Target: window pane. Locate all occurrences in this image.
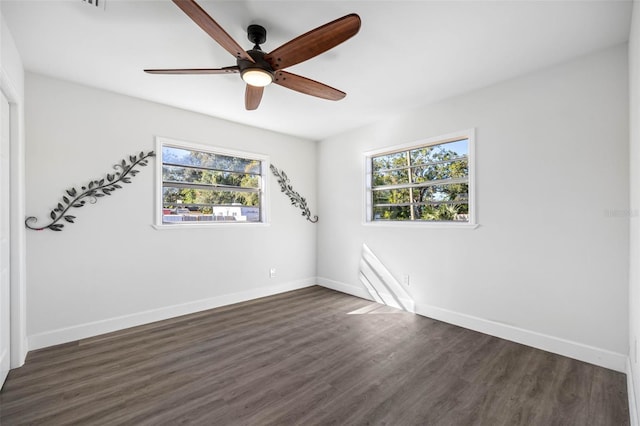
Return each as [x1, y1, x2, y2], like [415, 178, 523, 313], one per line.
[162, 187, 261, 223]
[412, 158, 468, 183]
[159, 142, 265, 225]
[372, 188, 411, 205]
[163, 165, 204, 183]
[372, 205, 413, 221]
[415, 183, 469, 203]
[162, 205, 261, 223]
[410, 139, 468, 165]
[162, 146, 261, 174]
[415, 203, 469, 222]
[163, 187, 259, 207]
[163, 165, 260, 188]
[368, 133, 473, 223]
[372, 168, 409, 186]
[372, 151, 407, 172]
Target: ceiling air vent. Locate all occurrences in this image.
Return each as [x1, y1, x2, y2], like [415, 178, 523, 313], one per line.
[81, 0, 106, 10]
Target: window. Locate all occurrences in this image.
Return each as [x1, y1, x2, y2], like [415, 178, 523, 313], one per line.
[365, 129, 475, 225]
[156, 138, 267, 226]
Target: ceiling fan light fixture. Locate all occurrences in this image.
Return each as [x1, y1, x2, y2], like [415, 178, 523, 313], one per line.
[241, 68, 273, 87]
[144, 1, 361, 110]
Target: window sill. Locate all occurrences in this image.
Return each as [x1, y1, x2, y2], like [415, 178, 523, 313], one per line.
[363, 221, 479, 229]
[152, 222, 270, 230]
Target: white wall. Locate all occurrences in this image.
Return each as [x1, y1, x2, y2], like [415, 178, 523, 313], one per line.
[317, 45, 629, 371]
[629, 1, 640, 421]
[24, 73, 318, 348]
[1, 18, 22, 93]
[0, 11, 27, 367]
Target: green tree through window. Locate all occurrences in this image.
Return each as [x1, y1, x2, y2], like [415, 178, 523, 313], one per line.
[370, 137, 471, 222]
[160, 143, 264, 224]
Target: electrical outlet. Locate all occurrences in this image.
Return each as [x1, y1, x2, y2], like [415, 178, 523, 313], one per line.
[269, 268, 276, 278]
[402, 274, 410, 286]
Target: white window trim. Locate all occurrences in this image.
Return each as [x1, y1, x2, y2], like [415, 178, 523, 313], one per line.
[363, 128, 477, 229]
[152, 136, 270, 230]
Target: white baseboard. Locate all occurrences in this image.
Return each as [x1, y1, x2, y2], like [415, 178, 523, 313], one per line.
[10, 337, 27, 368]
[416, 302, 626, 372]
[0, 347, 8, 387]
[317, 277, 372, 300]
[320, 275, 415, 313]
[27, 278, 316, 351]
[629, 357, 639, 426]
[317, 278, 626, 373]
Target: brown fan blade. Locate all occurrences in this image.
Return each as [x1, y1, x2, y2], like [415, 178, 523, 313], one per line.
[245, 85, 264, 110]
[273, 71, 345, 101]
[144, 66, 239, 74]
[172, 0, 254, 63]
[264, 14, 360, 71]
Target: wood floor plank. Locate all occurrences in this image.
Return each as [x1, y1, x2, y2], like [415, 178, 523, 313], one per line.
[0, 286, 629, 425]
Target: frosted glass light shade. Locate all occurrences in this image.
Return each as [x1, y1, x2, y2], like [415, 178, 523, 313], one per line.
[241, 69, 273, 87]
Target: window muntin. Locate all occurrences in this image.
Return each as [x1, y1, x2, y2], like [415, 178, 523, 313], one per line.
[157, 139, 266, 225]
[368, 133, 474, 223]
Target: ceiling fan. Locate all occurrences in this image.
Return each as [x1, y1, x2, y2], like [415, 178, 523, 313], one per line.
[145, 0, 361, 110]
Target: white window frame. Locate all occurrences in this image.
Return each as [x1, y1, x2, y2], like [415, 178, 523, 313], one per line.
[363, 128, 477, 228]
[153, 136, 270, 229]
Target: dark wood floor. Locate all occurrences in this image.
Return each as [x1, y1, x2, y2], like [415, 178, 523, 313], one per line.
[0, 286, 629, 425]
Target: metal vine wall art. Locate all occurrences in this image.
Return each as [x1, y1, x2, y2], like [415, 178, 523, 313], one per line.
[270, 164, 318, 223]
[25, 151, 156, 232]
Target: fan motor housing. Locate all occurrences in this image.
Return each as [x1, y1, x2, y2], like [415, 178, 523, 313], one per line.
[238, 49, 275, 79]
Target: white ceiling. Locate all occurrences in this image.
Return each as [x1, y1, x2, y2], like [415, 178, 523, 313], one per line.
[1, 0, 633, 140]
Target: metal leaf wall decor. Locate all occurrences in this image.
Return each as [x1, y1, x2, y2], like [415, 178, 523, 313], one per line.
[25, 151, 156, 232]
[270, 164, 318, 223]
